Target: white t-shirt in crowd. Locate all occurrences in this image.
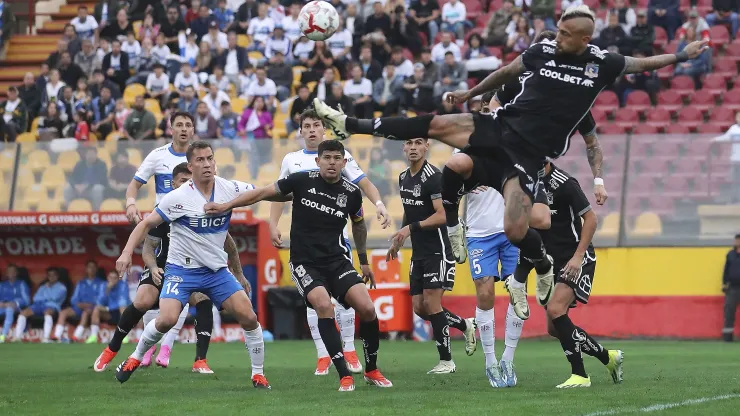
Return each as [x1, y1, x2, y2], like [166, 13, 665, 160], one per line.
[264, 36, 292, 59]
[431, 41, 462, 62]
[247, 16, 275, 44]
[202, 31, 229, 50]
[70, 16, 99, 41]
[327, 29, 352, 57]
[441, 1, 466, 24]
[146, 73, 170, 92]
[343, 78, 372, 99]
[281, 16, 302, 42]
[151, 45, 171, 64]
[174, 72, 200, 91]
[293, 39, 315, 60]
[244, 78, 277, 99]
[203, 90, 231, 119]
[121, 40, 142, 66]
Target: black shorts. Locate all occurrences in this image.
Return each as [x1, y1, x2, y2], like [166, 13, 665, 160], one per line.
[138, 267, 163, 309]
[463, 112, 546, 203]
[289, 258, 363, 309]
[553, 255, 596, 306]
[409, 255, 456, 296]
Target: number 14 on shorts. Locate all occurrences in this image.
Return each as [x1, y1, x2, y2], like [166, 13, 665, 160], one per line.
[165, 281, 180, 295]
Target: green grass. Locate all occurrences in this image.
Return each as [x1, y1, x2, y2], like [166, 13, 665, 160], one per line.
[1, 340, 739, 415]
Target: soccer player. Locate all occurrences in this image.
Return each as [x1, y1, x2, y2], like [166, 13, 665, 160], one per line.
[311, 5, 708, 316]
[87, 271, 131, 343]
[206, 140, 393, 392]
[0, 264, 30, 343]
[53, 260, 105, 342]
[516, 161, 623, 388]
[270, 108, 391, 376]
[386, 137, 475, 374]
[114, 141, 275, 388]
[15, 267, 67, 343]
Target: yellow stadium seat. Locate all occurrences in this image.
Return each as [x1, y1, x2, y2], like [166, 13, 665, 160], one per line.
[231, 97, 247, 114]
[26, 149, 51, 173]
[390, 160, 407, 180]
[106, 131, 123, 141]
[630, 212, 662, 237]
[100, 199, 124, 212]
[237, 34, 251, 48]
[144, 99, 161, 115]
[124, 84, 146, 105]
[132, 21, 142, 39]
[40, 165, 66, 190]
[248, 51, 264, 61]
[56, 150, 80, 172]
[126, 148, 143, 166]
[384, 198, 405, 222]
[257, 164, 279, 181]
[67, 199, 93, 212]
[15, 167, 35, 188]
[0, 147, 16, 173]
[96, 148, 112, 168]
[13, 198, 33, 211]
[37, 199, 62, 211]
[214, 147, 235, 166]
[234, 164, 252, 182]
[596, 212, 620, 238]
[305, 81, 317, 92]
[21, 184, 47, 207]
[16, 132, 37, 143]
[31, 117, 41, 135]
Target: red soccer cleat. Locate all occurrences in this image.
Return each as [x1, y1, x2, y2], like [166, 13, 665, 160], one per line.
[252, 374, 272, 389]
[192, 359, 214, 374]
[364, 369, 393, 388]
[94, 347, 118, 372]
[338, 376, 355, 392]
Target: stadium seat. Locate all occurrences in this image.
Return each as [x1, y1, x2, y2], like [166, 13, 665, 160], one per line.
[663, 40, 680, 54]
[56, 150, 80, 172]
[144, 99, 161, 115]
[67, 199, 93, 212]
[477, 12, 493, 28]
[26, 149, 50, 173]
[37, 199, 62, 212]
[237, 34, 251, 48]
[657, 65, 675, 81]
[652, 26, 667, 49]
[724, 42, 740, 62]
[701, 73, 727, 98]
[710, 106, 736, 130]
[40, 165, 66, 190]
[21, 184, 47, 208]
[710, 25, 730, 48]
[100, 199, 123, 212]
[625, 90, 651, 114]
[16, 132, 37, 143]
[632, 124, 658, 134]
[14, 167, 35, 188]
[464, 27, 484, 44]
[463, 1, 482, 21]
[657, 90, 683, 114]
[677, 107, 703, 131]
[712, 57, 737, 81]
[614, 108, 639, 132]
[689, 89, 715, 114]
[126, 148, 142, 167]
[598, 123, 624, 134]
[723, 89, 740, 110]
[594, 90, 619, 117]
[670, 75, 695, 98]
[214, 147, 236, 166]
[696, 123, 724, 134]
[231, 97, 247, 114]
[664, 123, 690, 134]
[124, 84, 146, 105]
[590, 107, 608, 123]
[645, 108, 671, 131]
[390, 160, 407, 179]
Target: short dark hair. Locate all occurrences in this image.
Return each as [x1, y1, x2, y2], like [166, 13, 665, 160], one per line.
[172, 162, 191, 178]
[46, 267, 58, 275]
[392, 46, 404, 55]
[7, 86, 17, 93]
[170, 111, 195, 126]
[78, 5, 88, 10]
[444, 51, 454, 57]
[297, 84, 309, 92]
[186, 140, 213, 161]
[86, 259, 97, 267]
[318, 139, 344, 156]
[534, 30, 557, 43]
[299, 108, 323, 127]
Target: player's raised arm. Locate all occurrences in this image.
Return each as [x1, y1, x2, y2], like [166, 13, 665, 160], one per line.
[116, 212, 165, 277]
[205, 183, 292, 214]
[622, 40, 709, 74]
[447, 55, 525, 104]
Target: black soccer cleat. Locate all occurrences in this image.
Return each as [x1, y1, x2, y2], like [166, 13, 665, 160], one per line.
[252, 374, 272, 390]
[115, 357, 142, 384]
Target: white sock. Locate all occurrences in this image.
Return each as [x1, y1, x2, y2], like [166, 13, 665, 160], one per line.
[132, 320, 166, 360]
[244, 324, 265, 377]
[162, 304, 188, 349]
[143, 309, 158, 327]
[54, 324, 64, 340]
[212, 305, 223, 338]
[476, 306, 496, 368]
[336, 304, 356, 352]
[43, 315, 53, 340]
[73, 325, 85, 340]
[502, 303, 523, 362]
[91, 324, 100, 339]
[307, 307, 328, 358]
[15, 315, 26, 339]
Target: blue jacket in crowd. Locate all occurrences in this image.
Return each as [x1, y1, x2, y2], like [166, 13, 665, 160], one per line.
[70, 278, 106, 307]
[0, 279, 31, 309]
[32, 282, 67, 311]
[98, 281, 130, 310]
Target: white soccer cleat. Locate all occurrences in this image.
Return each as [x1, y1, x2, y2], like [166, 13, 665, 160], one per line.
[504, 276, 530, 320]
[499, 360, 518, 387]
[536, 254, 555, 306]
[447, 223, 468, 264]
[427, 360, 456, 374]
[463, 318, 477, 356]
[313, 98, 350, 140]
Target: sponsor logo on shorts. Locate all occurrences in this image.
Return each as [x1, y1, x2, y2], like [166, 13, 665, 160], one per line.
[166, 276, 183, 283]
[470, 248, 484, 258]
[300, 275, 313, 287]
[338, 270, 355, 279]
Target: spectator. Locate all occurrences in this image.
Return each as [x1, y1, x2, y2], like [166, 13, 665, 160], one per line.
[89, 68, 121, 100]
[54, 260, 104, 342]
[244, 66, 277, 108]
[185, 0, 202, 26]
[158, 102, 177, 139]
[440, 0, 468, 40]
[615, 48, 660, 105]
[103, 39, 130, 93]
[595, 12, 628, 53]
[434, 51, 467, 99]
[410, 0, 441, 46]
[89, 86, 116, 140]
[706, 0, 739, 38]
[311, 67, 336, 101]
[305, 41, 335, 84]
[367, 147, 390, 197]
[15, 267, 67, 343]
[88, 270, 130, 343]
[214, 0, 236, 31]
[248, 3, 276, 51]
[62, 24, 83, 59]
[127, 37, 157, 85]
[420, 48, 439, 87]
[138, 13, 160, 44]
[631, 10, 655, 54]
[674, 26, 711, 82]
[37, 102, 65, 140]
[345, 3, 361, 51]
[465, 33, 502, 77]
[287, 84, 311, 134]
[160, 5, 187, 54]
[42, 69, 66, 108]
[240, 95, 274, 176]
[648, 0, 681, 41]
[65, 147, 108, 209]
[722, 234, 740, 341]
[325, 82, 355, 117]
[402, 63, 435, 113]
[373, 64, 404, 117]
[386, 46, 414, 79]
[292, 35, 316, 67]
[194, 101, 219, 138]
[121, 31, 142, 68]
[174, 62, 200, 92]
[181, 31, 200, 66]
[74, 77, 91, 110]
[0, 0, 14, 47]
[203, 20, 229, 51]
[96, 38, 111, 64]
[18, 72, 42, 123]
[266, 51, 293, 101]
[178, 85, 199, 114]
[94, 0, 124, 28]
[507, 16, 534, 53]
[714, 113, 740, 202]
[265, 26, 292, 65]
[57, 86, 76, 125]
[282, 2, 303, 42]
[216, 32, 248, 88]
[328, 18, 352, 73]
[0, 264, 30, 342]
[203, 83, 231, 119]
[59, 51, 85, 88]
[234, 0, 259, 35]
[209, 65, 231, 91]
[114, 98, 130, 132]
[483, 0, 513, 46]
[432, 32, 462, 62]
[344, 64, 374, 119]
[438, 92, 462, 115]
[47, 39, 69, 70]
[145, 63, 171, 108]
[389, 3, 421, 56]
[530, 0, 557, 30]
[123, 96, 157, 141]
[73, 110, 90, 141]
[268, 0, 286, 22]
[0, 87, 27, 141]
[363, 3, 393, 64]
[606, 0, 637, 34]
[218, 101, 240, 139]
[191, 5, 216, 41]
[195, 40, 215, 74]
[36, 63, 50, 91]
[359, 45, 383, 82]
[100, 9, 132, 42]
[75, 39, 101, 79]
[678, 9, 711, 41]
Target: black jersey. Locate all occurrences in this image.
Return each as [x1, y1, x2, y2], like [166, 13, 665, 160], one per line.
[495, 76, 597, 137]
[541, 164, 595, 262]
[277, 171, 363, 263]
[399, 160, 453, 260]
[498, 40, 625, 158]
[148, 221, 170, 269]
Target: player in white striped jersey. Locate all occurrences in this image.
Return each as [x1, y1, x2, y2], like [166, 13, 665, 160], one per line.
[114, 141, 287, 388]
[270, 108, 391, 376]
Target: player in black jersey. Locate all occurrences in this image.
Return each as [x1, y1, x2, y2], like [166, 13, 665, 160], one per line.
[513, 161, 623, 388]
[204, 140, 393, 392]
[386, 138, 476, 374]
[94, 163, 248, 374]
[311, 5, 708, 317]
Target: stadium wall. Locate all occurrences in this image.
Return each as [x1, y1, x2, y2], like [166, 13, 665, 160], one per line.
[278, 247, 739, 339]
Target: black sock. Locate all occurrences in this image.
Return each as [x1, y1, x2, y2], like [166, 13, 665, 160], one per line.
[441, 166, 465, 227]
[551, 315, 587, 377]
[108, 304, 145, 353]
[510, 228, 551, 274]
[576, 326, 610, 365]
[443, 308, 467, 331]
[345, 114, 434, 140]
[317, 318, 351, 378]
[359, 318, 380, 372]
[429, 311, 452, 361]
[194, 300, 214, 361]
[514, 254, 534, 284]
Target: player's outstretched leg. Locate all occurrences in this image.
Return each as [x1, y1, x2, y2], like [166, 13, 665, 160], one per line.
[306, 307, 332, 375]
[307, 287, 354, 391]
[335, 303, 362, 374]
[193, 298, 214, 374]
[441, 155, 477, 264]
[157, 304, 189, 368]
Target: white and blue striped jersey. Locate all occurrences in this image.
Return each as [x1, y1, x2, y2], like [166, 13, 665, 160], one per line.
[155, 176, 255, 271]
[134, 143, 188, 203]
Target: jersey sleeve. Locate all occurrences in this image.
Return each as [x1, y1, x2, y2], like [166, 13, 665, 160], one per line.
[494, 80, 521, 106]
[603, 50, 627, 84]
[342, 151, 366, 184]
[576, 112, 596, 137]
[276, 172, 301, 195]
[233, 180, 256, 193]
[423, 171, 443, 200]
[134, 150, 158, 184]
[154, 191, 186, 223]
[520, 42, 551, 71]
[278, 155, 291, 179]
[561, 178, 592, 217]
[349, 188, 364, 222]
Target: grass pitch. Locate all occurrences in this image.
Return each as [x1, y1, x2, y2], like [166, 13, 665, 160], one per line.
[1, 340, 739, 415]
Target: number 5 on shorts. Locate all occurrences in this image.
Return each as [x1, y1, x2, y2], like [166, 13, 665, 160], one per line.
[165, 281, 180, 295]
[472, 258, 481, 275]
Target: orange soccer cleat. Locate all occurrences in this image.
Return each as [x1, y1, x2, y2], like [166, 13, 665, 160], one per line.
[314, 356, 332, 376]
[115, 357, 141, 383]
[364, 369, 393, 388]
[338, 376, 355, 392]
[252, 374, 272, 389]
[94, 347, 118, 372]
[192, 359, 214, 374]
[344, 351, 363, 374]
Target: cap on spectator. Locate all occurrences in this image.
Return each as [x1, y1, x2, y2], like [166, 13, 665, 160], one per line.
[688, 9, 698, 17]
[209, 20, 218, 28]
[414, 62, 424, 70]
[637, 9, 647, 16]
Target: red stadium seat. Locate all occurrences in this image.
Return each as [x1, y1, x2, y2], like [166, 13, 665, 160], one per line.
[402, 48, 414, 61]
[503, 51, 519, 64]
[487, 0, 502, 11]
[632, 124, 658, 134]
[594, 90, 619, 111]
[670, 75, 696, 98]
[464, 0, 482, 20]
[477, 12, 493, 28]
[657, 90, 684, 114]
[645, 108, 672, 131]
[723, 88, 740, 110]
[677, 107, 703, 131]
[583, 0, 600, 11]
[598, 123, 625, 134]
[689, 89, 716, 114]
[418, 31, 428, 47]
[663, 40, 681, 54]
[625, 90, 652, 114]
[685, 139, 712, 155]
[710, 25, 730, 47]
[615, 107, 639, 131]
[713, 57, 738, 81]
[710, 107, 736, 130]
[653, 26, 668, 49]
[701, 73, 727, 98]
[635, 0, 649, 6]
[724, 43, 740, 62]
[665, 123, 690, 134]
[464, 27, 484, 44]
[486, 46, 502, 58]
[590, 107, 609, 123]
[696, 123, 725, 134]
[657, 65, 675, 81]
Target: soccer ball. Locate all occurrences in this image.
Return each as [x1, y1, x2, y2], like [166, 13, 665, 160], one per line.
[299, 1, 339, 41]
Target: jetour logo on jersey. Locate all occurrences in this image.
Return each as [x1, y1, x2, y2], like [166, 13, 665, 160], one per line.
[539, 68, 593, 87]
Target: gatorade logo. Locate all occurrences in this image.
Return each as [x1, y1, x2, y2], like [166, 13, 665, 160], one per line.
[374, 296, 395, 321]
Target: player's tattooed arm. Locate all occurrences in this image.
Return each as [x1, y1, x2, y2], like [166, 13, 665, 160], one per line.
[205, 183, 292, 214]
[583, 132, 603, 179]
[621, 40, 709, 74]
[141, 236, 160, 272]
[462, 56, 525, 101]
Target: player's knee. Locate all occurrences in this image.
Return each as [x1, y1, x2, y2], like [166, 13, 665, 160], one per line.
[446, 153, 473, 175]
[475, 285, 495, 310]
[311, 299, 334, 318]
[422, 297, 442, 315]
[412, 301, 426, 317]
[44, 309, 55, 316]
[133, 298, 155, 312]
[504, 222, 527, 243]
[546, 302, 568, 321]
[238, 309, 259, 331]
[354, 301, 376, 322]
